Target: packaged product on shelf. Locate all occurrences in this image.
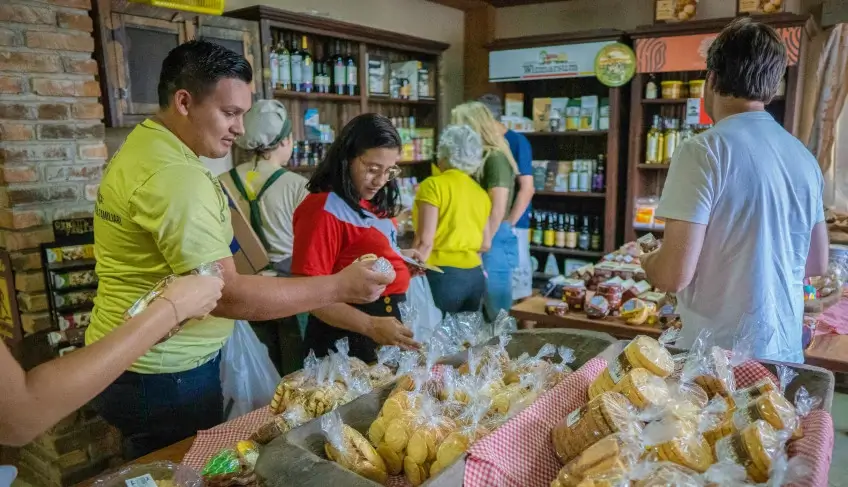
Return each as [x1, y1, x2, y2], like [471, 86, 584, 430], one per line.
[322, 411, 388, 484]
[565, 99, 581, 131]
[550, 98, 569, 132]
[545, 298, 569, 317]
[586, 295, 611, 319]
[46, 244, 94, 264]
[504, 93, 524, 117]
[620, 298, 658, 326]
[534, 98, 553, 132]
[598, 98, 610, 131]
[597, 282, 623, 313]
[58, 310, 91, 330]
[661, 80, 684, 99]
[551, 391, 642, 464]
[54, 289, 96, 309]
[633, 197, 659, 230]
[654, 0, 698, 21]
[579, 96, 599, 131]
[52, 269, 97, 289]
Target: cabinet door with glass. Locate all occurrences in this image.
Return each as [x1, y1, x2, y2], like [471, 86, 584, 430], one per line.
[196, 16, 264, 100]
[108, 13, 187, 127]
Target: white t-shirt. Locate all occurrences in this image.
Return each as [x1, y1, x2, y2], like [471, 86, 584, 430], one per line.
[231, 161, 309, 264]
[656, 111, 824, 363]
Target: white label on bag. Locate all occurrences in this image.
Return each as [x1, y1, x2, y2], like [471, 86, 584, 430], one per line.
[125, 474, 158, 487]
[566, 406, 584, 427]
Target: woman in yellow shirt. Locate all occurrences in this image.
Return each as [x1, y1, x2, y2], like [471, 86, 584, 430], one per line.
[413, 125, 491, 313]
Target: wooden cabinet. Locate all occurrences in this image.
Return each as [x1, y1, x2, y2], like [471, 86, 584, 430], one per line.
[92, 0, 264, 128]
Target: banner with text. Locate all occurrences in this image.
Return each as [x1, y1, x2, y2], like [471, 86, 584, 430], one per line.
[489, 41, 616, 82]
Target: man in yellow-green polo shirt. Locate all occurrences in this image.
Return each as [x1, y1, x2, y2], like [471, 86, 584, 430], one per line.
[87, 40, 392, 459]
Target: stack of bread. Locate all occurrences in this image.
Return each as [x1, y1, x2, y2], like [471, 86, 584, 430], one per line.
[321, 336, 575, 486]
[549, 335, 818, 486]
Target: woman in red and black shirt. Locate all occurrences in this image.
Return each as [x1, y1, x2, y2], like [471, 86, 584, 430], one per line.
[291, 114, 421, 362]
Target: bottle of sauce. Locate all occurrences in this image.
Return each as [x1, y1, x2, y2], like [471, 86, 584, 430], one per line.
[568, 162, 579, 193]
[590, 217, 602, 251]
[592, 155, 605, 193]
[555, 213, 566, 248]
[578, 216, 591, 251]
[531, 212, 544, 245]
[663, 118, 678, 165]
[565, 215, 578, 249]
[645, 74, 658, 99]
[543, 213, 556, 247]
[656, 118, 666, 165]
[645, 116, 661, 164]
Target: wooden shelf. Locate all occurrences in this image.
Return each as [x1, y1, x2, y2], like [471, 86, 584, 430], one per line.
[367, 97, 437, 106]
[642, 98, 688, 104]
[635, 227, 664, 233]
[522, 130, 608, 137]
[273, 90, 361, 102]
[529, 246, 604, 259]
[535, 190, 606, 198]
[637, 164, 670, 170]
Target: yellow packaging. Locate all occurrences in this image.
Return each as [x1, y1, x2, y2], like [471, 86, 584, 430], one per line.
[688, 80, 705, 98]
[661, 81, 684, 99]
[551, 392, 641, 464]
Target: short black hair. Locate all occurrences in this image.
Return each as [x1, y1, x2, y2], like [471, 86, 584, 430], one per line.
[307, 113, 401, 218]
[706, 17, 787, 102]
[158, 39, 253, 109]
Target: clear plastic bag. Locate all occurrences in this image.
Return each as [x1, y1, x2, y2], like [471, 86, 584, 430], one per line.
[403, 275, 443, 342]
[92, 462, 203, 487]
[220, 320, 282, 421]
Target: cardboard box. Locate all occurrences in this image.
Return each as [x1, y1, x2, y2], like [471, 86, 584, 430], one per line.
[217, 180, 270, 275]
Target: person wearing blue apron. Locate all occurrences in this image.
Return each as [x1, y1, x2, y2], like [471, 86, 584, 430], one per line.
[218, 100, 309, 374]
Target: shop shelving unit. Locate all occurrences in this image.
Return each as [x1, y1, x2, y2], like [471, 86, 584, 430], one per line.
[486, 30, 629, 284]
[226, 6, 449, 183]
[624, 13, 815, 242]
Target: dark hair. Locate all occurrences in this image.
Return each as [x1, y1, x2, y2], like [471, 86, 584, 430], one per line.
[706, 17, 787, 102]
[307, 113, 402, 218]
[158, 39, 253, 109]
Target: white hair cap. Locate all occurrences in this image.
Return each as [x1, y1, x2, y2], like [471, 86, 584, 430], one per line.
[437, 124, 484, 174]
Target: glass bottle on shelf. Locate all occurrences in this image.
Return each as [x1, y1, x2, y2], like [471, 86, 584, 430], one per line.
[279, 34, 291, 91]
[590, 217, 602, 251]
[656, 118, 666, 164]
[592, 155, 605, 193]
[663, 118, 678, 164]
[645, 74, 658, 99]
[555, 213, 566, 248]
[345, 43, 358, 96]
[645, 115, 661, 164]
[565, 215, 577, 249]
[578, 216, 591, 251]
[333, 40, 345, 95]
[300, 35, 313, 93]
[568, 161, 579, 192]
[269, 35, 280, 89]
[531, 212, 544, 246]
[543, 213, 556, 247]
[578, 160, 591, 192]
[290, 35, 303, 92]
[318, 43, 332, 94]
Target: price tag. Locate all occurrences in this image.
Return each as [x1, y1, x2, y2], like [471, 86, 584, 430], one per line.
[125, 474, 158, 487]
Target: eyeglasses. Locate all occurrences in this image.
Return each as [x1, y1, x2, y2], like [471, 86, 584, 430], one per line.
[358, 158, 402, 181]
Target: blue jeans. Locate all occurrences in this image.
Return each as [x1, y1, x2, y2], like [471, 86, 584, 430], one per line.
[93, 355, 223, 460]
[427, 266, 486, 314]
[482, 222, 519, 321]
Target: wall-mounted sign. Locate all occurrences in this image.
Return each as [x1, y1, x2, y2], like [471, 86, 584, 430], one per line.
[738, 0, 785, 14]
[634, 26, 802, 73]
[489, 41, 616, 82]
[595, 43, 637, 87]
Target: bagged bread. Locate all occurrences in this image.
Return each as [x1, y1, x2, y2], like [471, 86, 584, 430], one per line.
[714, 420, 782, 483]
[369, 346, 401, 389]
[643, 417, 714, 473]
[551, 392, 642, 464]
[322, 411, 388, 484]
[589, 336, 674, 399]
[250, 405, 310, 445]
[550, 433, 641, 487]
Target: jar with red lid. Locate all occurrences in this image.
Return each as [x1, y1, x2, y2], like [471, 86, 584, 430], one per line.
[564, 283, 587, 311]
[597, 282, 623, 313]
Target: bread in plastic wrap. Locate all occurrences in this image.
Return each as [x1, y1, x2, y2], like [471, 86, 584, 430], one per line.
[589, 336, 674, 399]
[322, 411, 388, 484]
[714, 419, 782, 483]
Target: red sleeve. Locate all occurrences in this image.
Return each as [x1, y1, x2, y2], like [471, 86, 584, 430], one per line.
[291, 194, 343, 276]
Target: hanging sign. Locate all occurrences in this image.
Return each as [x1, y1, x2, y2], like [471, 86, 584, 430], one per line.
[595, 43, 637, 87]
[489, 41, 616, 82]
[635, 26, 802, 73]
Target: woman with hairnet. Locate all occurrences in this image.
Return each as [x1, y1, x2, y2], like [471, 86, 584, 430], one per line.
[412, 125, 492, 313]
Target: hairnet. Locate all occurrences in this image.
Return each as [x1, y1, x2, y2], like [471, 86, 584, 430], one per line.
[235, 99, 292, 152]
[437, 124, 484, 175]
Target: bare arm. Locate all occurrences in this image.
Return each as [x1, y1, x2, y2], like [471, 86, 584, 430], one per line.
[508, 175, 534, 226]
[642, 218, 708, 293]
[0, 276, 222, 446]
[212, 257, 391, 321]
[485, 187, 510, 241]
[805, 221, 829, 277]
[413, 202, 439, 262]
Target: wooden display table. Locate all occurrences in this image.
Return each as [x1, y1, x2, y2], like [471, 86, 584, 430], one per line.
[75, 437, 194, 487]
[511, 297, 848, 374]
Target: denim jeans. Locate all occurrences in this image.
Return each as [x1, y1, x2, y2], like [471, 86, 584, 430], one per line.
[427, 266, 486, 314]
[482, 222, 519, 321]
[93, 355, 223, 460]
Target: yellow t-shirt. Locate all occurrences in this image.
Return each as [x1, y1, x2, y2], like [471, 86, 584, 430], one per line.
[413, 169, 491, 269]
[85, 119, 235, 374]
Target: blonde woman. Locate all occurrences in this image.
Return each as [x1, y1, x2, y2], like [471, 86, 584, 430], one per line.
[451, 101, 520, 320]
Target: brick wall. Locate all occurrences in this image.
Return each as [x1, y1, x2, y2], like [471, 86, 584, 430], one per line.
[0, 0, 105, 334]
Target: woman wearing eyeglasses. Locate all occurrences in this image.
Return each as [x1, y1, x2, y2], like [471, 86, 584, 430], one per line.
[291, 114, 421, 362]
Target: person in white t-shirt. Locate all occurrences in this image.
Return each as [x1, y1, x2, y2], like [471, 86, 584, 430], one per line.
[219, 99, 309, 274]
[641, 18, 829, 363]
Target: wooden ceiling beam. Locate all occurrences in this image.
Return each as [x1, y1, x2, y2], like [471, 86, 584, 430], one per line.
[424, 0, 491, 12]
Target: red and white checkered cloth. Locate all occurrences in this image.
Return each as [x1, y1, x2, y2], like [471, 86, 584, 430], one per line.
[182, 406, 274, 470]
[463, 356, 833, 487]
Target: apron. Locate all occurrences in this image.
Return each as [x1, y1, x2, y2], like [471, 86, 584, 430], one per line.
[227, 166, 287, 251]
[303, 293, 406, 363]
